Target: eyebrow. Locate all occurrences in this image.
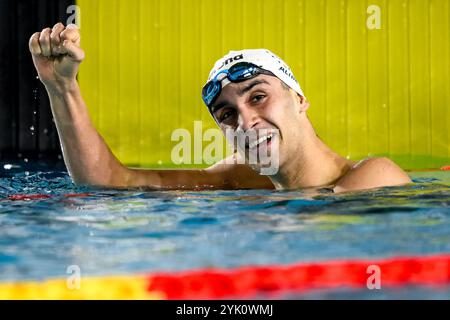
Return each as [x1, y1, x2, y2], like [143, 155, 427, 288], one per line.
[210, 79, 270, 114]
[238, 79, 270, 96]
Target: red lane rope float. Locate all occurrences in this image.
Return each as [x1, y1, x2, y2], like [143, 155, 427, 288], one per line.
[147, 254, 450, 299]
[7, 193, 91, 201]
[441, 165, 450, 171]
[8, 194, 51, 201]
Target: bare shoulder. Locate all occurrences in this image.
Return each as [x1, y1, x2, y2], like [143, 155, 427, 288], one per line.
[206, 154, 275, 189]
[333, 157, 412, 193]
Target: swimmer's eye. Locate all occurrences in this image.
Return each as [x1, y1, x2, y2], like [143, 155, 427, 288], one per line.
[251, 94, 266, 103]
[219, 109, 236, 123]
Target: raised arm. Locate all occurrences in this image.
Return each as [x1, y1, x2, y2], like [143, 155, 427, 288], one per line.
[29, 23, 132, 186]
[29, 23, 273, 190]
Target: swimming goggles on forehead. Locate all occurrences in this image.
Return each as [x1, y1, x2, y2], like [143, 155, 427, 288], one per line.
[202, 62, 274, 108]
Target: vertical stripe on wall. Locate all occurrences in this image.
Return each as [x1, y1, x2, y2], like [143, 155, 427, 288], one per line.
[367, 0, 389, 159]
[77, 0, 450, 170]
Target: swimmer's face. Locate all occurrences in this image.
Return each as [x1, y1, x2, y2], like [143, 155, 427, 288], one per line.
[209, 74, 309, 170]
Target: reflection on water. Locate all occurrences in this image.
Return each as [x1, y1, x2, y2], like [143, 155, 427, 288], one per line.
[0, 162, 449, 293]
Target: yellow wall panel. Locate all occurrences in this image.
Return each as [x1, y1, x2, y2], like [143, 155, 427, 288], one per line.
[325, 0, 348, 156]
[305, 0, 327, 140]
[77, 0, 450, 170]
[98, 0, 120, 157]
[139, 0, 160, 165]
[388, 0, 411, 164]
[347, 0, 369, 159]
[409, 0, 432, 166]
[367, 0, 389, 157]
[430, 0, 450, 166]
[118, 1, 141, 165]
[78, 0, 99, 125]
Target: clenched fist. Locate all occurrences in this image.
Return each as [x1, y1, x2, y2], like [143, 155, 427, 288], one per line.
[29, 22, 84, 90]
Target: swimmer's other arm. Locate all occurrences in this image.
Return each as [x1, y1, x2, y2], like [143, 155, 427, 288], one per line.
[29, 23, 273, 190]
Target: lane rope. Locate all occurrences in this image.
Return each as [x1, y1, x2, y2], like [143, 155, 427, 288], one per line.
[1, 254, 448, 299]
[147, 254, 450, 299]
[7, 193, 91, 201]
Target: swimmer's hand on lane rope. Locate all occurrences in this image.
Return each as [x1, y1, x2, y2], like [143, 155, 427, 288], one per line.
[29, 22, 84, 90]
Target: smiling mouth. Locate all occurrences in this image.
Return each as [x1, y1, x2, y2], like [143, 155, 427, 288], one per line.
[246, 133, 274, 150]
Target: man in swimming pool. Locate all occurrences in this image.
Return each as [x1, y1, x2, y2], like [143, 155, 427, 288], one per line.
[29, 23, 411, 192]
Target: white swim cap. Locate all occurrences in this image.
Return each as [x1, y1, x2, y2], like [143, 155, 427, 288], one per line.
[205, 48, 304, 98]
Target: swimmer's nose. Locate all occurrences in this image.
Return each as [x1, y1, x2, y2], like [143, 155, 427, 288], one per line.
[237, 105, 259, 132]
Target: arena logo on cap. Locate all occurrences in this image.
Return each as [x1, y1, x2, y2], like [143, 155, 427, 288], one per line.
[218, 54, 244, 69]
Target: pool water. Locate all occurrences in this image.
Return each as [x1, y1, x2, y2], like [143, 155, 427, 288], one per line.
[0, 161, 449, 299]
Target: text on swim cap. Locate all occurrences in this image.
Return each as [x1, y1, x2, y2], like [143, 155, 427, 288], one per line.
[218, 54, 244, 69]
[279, 66, 298, 83]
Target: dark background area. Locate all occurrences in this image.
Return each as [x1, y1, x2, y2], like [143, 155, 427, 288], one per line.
[0, 0, 74, 162]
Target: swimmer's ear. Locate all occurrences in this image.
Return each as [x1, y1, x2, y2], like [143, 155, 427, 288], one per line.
[297, 94, 310, 113]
